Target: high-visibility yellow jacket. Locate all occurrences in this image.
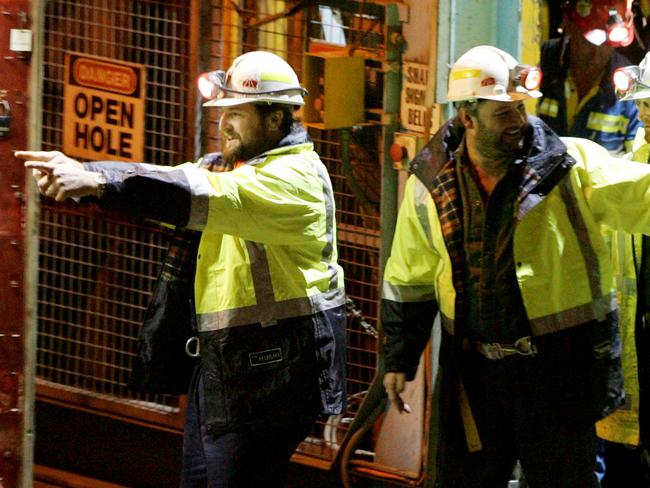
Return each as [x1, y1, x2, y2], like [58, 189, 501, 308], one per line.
[88, 132, 345, 329]
[86, 124, 346, 431]
[381, 117, 650, 422]
[596, 128, 650, 445]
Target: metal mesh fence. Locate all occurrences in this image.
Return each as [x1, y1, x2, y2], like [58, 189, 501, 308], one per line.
[42, 0, 192, 165]
[38, 0, 194, 423]
[36, 204, 178, 410]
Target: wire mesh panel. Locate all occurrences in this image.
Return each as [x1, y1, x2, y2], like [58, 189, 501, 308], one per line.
[38, 0, 194, 428]
[205, 0, 386, 463]
[36, 204, 181, 414]
[297, 127, 382, 462]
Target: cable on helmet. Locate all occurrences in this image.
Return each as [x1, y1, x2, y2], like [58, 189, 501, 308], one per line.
[197, 70, 308, 103]
[446, 45, 543, 103]
[197, 51, 308, 107]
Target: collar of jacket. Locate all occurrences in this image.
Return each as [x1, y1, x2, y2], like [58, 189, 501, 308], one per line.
[198, 123, 311, 170]
[277, 121, 312, 147]
[245, 122, 313, 166]
[410, 115, 575, 202]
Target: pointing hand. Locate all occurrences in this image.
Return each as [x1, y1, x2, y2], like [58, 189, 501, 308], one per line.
[15, 150, 102, 201]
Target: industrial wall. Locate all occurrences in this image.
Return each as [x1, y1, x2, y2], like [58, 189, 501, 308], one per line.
[0, 1, 34, 487]
[0, 0, 541, 486]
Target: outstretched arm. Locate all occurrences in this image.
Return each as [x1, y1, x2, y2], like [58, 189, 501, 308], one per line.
[16, 150, 103, 201]
[17, 150, 194, 226]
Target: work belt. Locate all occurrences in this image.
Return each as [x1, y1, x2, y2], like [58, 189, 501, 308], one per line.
[465, 335, 538, 360]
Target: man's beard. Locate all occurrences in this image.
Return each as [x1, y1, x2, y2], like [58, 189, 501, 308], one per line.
[475, 124, 524, 163]
[223, 137, 246, 165]
[222, 133, 273, 165]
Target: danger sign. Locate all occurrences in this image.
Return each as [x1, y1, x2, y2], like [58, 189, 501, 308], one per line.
[63, 53, 145, 162]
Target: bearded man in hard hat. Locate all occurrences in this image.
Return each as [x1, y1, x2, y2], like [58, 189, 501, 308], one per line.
[538, 0, 640, 154]
[17, 51, 346, 488]
[591, 53, 650, 487]
[378, 44, 650, 487]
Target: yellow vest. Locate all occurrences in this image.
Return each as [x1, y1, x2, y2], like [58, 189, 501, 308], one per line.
[383, 137, 650, 338]
[179, 143, 345, 331]
[596, 128, 650, 446]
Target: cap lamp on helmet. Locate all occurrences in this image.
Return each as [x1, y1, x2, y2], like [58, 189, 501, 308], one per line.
[613, 52, 650, 101]
[565, 0, 634, 47]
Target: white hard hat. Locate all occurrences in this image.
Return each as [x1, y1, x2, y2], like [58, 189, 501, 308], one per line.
[614, 52, 650, 101]
[200, 51, 307, 107]
[447, 45, 542, 103]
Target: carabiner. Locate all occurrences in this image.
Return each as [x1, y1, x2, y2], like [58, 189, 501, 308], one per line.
[185, 336, 200, 358]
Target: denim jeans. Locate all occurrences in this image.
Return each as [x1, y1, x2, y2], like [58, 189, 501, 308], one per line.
[180, 368, 316, 488]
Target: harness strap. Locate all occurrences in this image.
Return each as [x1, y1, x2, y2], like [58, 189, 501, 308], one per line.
[458, 376, 483, 452]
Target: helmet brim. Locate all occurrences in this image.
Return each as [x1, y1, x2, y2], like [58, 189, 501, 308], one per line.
[203, 96, 304, 107]
[619, 88, 650, 102]
[482, 90, 542, 101]
[448, 90, 542, 103]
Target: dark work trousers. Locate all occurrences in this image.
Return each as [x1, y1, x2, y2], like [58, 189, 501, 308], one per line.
[180, 368, 316, 488]
[435, 351, 599, 488]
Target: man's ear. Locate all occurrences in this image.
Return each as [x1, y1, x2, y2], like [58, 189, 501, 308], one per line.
[265, 109, 284, 131]
[459, 107, 475, 130]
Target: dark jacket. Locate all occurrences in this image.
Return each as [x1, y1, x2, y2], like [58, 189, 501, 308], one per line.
[538, 36, 640, 153]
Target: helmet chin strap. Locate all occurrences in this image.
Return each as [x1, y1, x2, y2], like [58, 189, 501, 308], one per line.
[217, 85, 308, 98]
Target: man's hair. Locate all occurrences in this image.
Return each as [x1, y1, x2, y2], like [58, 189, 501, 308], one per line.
[453, 99, 481, 117]
[254, 103, 298, 137]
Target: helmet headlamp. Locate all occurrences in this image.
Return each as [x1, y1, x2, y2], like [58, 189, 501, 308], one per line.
[613, 65, 650, 99]
[568, 1, 635, 47]
[197, 52, 308, 108]
[197, 71, 226, 100]
[514, 66, 543, 92]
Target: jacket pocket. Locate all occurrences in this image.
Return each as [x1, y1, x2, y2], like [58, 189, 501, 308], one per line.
[199, 317, 321, 434]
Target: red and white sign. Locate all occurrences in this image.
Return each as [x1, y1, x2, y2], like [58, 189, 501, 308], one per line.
[63, 53, 145, 161]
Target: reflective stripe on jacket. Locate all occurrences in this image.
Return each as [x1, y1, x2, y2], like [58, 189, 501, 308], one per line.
[86, 128, 345, 326]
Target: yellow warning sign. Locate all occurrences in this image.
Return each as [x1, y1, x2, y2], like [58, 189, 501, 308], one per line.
[63, 53, 145, 161]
